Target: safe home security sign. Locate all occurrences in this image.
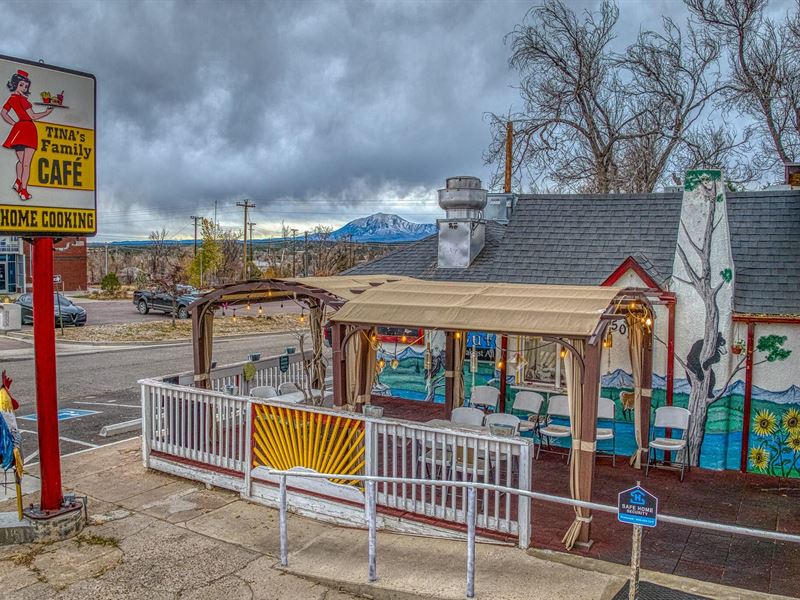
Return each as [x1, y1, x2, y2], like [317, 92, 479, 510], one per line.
[618, 485, 658, 527]
[0, 55, 96, 236]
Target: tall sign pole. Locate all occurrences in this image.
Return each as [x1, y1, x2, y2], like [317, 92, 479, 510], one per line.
[0, 55, 96, 518]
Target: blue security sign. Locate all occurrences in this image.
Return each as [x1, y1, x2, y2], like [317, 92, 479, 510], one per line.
[618, 485, 658, 527]
[19, 409, 99, 422]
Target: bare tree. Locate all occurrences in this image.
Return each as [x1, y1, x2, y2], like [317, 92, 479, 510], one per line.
[686, 0, 800, 177]
[485, 0, 726, 193]
[147, 229, 188, 327]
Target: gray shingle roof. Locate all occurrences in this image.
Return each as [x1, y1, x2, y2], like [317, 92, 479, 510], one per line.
[347, 189, 800, 315]
[727, 190, 800, 315]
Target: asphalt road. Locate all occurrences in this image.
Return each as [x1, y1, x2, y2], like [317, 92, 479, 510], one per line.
[7, 331, 305, 463]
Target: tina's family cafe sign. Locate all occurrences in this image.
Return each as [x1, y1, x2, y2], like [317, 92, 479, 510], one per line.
[0, 55, 95, 236]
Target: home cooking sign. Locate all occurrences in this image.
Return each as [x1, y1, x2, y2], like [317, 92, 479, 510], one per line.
[0, 55, 96, 236]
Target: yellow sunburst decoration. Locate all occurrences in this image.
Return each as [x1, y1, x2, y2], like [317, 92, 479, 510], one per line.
[753, 410, 777, 437]
[782, 408, 800, 435]
[749, 447, 769, 471]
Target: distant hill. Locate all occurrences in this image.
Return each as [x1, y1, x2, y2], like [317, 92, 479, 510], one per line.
[92, 212, 436, 247]
[327, 213, 436, 243]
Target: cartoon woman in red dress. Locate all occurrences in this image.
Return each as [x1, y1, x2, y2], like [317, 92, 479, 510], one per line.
[1, 70, 53, 201]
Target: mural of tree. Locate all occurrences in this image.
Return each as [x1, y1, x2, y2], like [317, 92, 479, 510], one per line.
[673, 171, 792, 465]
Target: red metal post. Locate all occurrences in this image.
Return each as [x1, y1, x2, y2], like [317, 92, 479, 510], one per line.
[740, 321, 755, 472]
[32, 237, 63, 511]
[664, 297, 676, 463]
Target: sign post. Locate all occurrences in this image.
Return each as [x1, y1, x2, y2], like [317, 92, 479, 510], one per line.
[0, 55, 96, 517]
[618, 483, 658, 600]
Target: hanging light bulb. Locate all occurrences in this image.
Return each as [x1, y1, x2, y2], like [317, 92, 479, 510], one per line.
[645, 317, 652, 327]
[377, 357, 386, 371]
[401, 334, 408, 343]
[454, 331, 462, 340]
[371, 332, 377, 343]
[232, 309, 237, 323]
[299, 308, 305, 323]
[390, 358, 399, 369]
[246, 299, 251, 311]
[560, 347, 568, 359]
[496, 359, 503, 369]
[258, 305, 263, 317]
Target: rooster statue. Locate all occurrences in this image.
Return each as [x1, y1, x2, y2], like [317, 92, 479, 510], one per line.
[0, 370, 23, 518]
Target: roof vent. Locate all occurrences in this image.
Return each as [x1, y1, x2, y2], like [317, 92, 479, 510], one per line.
[438, 176, 487, 220]
[437, 176, 486, 269]
[785, 163, 800, 187]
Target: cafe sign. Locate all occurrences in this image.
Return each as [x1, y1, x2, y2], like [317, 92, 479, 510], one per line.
[0, 55, 96, 236]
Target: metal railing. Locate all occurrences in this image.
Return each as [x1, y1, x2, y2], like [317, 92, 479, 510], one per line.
[268, 468, 800, 600]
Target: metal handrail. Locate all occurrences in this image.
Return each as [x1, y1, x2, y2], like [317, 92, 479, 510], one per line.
[268, 467, 800, 600]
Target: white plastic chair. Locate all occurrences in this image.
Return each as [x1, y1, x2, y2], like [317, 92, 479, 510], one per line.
[513, 391, 545, 434]
[646, 406, 691, 481]
[278, 381, 301, 395]
[451, 406, 485, 427]
[470, 385, 500, 413]
[250, 385, 278, 399]
[537, 394, 571, 460]
[485, 412, 521, 436]
[596, 397, 616, 467]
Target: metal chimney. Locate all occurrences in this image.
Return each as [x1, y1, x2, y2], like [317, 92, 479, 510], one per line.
[437, 176, 487, 269]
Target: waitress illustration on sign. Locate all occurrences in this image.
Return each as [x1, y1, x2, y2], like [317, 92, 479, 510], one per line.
[1, 70, 53, 201]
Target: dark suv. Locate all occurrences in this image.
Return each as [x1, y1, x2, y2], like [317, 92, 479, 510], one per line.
[16, 293, 87, 327]
[133, 285, 201, 319]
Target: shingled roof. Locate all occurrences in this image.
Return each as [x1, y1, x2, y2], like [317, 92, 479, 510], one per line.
[728, 190, 800, 315]
[347, 189, 800, 315]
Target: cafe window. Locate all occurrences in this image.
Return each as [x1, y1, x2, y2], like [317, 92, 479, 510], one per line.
[512, 336, 565, 390]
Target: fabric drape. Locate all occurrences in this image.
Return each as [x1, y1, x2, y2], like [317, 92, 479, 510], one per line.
[628, 320, 645, 468]
[562, 339, 589, 550]
[309, 304, 326, 392]
[452, 334, 467, 408]
[194, 310, 214, 389]
[346, 328, 377, 411]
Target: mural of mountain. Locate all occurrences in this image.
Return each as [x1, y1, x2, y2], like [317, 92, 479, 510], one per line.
[601, 368, 633, 389]
[329, 213, 436, 243]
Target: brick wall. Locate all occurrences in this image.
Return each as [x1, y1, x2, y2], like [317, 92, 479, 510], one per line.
[24, 237, 88, 291]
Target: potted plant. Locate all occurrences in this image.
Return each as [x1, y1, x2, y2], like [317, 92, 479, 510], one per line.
[731, 340, 745, 355]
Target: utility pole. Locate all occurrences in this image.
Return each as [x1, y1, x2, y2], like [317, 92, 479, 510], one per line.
[290, 228, 298, 277]
[303, 231, 308, 277]
[190, 215, 202, 256]
[505, 121, 513, 194]
[104, 242, 109, 276]
[214, 200, 218, 229]
[236, 200, 255, 280]
[248, 222, 255, 264]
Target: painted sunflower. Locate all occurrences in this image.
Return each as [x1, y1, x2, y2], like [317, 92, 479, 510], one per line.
[753, 410, 777, 437]
[782, 408, 800, 435]
[749, 447, 770, 471]
[788, 435, 800, 453]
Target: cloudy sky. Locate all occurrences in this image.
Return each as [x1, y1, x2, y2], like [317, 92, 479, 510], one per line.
[0, 0, 788, 241]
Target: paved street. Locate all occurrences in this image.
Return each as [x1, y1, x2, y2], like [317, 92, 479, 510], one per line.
[3, 331, 304, 463]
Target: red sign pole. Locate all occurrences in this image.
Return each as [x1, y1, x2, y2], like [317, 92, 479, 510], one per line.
[32, 237, 62, 511]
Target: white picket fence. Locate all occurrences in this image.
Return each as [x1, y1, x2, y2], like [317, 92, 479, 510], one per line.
[140, 375, 532, 547]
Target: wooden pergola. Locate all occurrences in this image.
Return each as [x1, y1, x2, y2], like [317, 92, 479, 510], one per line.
[188, 275, 655, 549]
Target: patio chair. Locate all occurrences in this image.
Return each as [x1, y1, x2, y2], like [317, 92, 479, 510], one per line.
[278, 381, 301, 395]
[451, 406, 485, 427]
[512, 391, 545, 435]
[250, 385, 278, 399]
[596, 397, 616, 467]
[646, 406, 691, 481]
[485, 412, 521, 436]
[537, 394, 571, 460]
[470, 385, 500, 413]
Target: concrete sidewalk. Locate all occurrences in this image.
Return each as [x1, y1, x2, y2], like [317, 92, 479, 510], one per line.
[0, 439, 792, 600]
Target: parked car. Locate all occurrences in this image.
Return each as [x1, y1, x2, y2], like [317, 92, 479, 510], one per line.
[16, 293, 87, 327]
[133, 285, 201, 319]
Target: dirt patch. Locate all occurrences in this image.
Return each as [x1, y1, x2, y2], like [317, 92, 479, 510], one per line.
[56, 314, 306, 342]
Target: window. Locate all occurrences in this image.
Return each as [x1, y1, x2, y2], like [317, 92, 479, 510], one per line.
[513, 336, 565, 389]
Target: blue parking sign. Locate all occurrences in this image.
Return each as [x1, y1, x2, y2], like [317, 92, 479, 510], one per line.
[618, 485, 658, 527]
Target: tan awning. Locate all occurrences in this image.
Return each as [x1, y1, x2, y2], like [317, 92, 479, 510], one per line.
[280, 275, 414, 301]
[330, 280, 624, 337]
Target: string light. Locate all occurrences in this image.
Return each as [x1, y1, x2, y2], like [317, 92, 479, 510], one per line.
[232, 309, 237, 323]
[454, 331, 462, 340]
[496, 359, 503, 369]
[299, 308, 305, 324]
[602, 332, 613, 349]
[401, 334, 408, 343]
[246, 299, 251, 311]
[560, 348, 568, 359]
[390, 358, 399, 369]
[377, 357, 386, 371]
[258, 305, 263, 317]
[645, 317, 652, 327]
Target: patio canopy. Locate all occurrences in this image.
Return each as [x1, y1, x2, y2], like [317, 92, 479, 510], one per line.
[330, 279, 625, 338]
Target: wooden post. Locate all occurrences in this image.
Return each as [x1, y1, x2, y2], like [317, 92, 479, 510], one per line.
[577, 340, 602, 546]
[444, 331, 455, 419]
[332, 323, 347, 407]
[192, 308, 212, 390]
[640, 328, 654, 461]
[498, 335, 508, 413]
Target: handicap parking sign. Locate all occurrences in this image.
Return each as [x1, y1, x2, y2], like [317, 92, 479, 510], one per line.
[18, 409, 100, 422]
[618, 485, 658, 527]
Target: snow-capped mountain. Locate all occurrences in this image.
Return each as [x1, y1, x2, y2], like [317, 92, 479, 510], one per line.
[330, 213, 436, 243]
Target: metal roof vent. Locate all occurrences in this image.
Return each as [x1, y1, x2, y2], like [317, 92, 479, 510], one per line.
[438, 176, 487, 220]
[437, 176, 487, 269]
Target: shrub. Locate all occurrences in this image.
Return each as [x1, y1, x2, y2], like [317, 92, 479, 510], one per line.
[100, 272, 121, 294]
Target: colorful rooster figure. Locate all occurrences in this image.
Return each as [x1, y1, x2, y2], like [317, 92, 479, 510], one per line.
[0, 370, 23, 518]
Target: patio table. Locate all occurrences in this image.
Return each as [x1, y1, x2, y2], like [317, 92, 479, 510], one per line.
[265, 389, 323, 404]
